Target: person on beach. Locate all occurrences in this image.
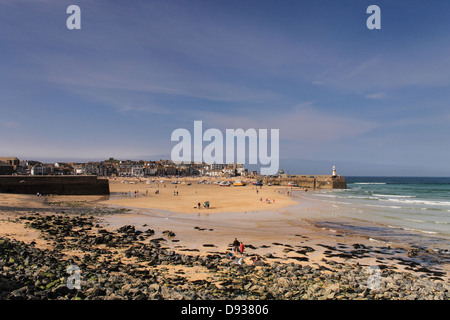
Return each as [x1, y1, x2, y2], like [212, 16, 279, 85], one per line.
[198, 202, 201, 209]
[232, 238, 240, 253]
[239, 242, 245, 256]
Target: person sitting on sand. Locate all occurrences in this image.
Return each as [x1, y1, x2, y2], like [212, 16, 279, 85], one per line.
[226, 251, 234, 260]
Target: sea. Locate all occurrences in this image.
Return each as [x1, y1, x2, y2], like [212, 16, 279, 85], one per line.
[305, 177, 450, 251]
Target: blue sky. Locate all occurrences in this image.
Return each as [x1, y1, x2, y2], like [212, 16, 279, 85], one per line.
[1, 0, 450, 176]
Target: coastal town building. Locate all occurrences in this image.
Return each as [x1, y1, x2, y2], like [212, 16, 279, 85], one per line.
[144, 167, 157, 176]
[118, 163, 133, 177]
[0, 157, 20, 170]
[0, 161, 14, 175]
[131, 165, 145, 177]
[0, 156, 251, 178]
[30, 164, 52, 176]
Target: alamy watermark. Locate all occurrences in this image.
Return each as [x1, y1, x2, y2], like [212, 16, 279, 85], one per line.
[66, 5, 380, 31]
[366, 265, 381, 290]
[66, 264, 81, 290]
[171, 121, 279, 175]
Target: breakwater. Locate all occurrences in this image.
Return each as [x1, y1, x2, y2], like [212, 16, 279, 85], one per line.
[0, 176, 110, 195]
[262, 175, 346, 189]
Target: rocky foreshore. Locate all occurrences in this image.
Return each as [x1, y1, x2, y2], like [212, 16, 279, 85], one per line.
[1, 211, 449, 300]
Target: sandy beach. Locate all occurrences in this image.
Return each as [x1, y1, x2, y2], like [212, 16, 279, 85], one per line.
[103, 177, 298, 213]
[0, 178, 449, 300]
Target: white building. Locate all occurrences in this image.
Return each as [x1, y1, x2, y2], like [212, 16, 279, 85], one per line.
[131, 165, 144, 177]
[31, 164, 51, 175]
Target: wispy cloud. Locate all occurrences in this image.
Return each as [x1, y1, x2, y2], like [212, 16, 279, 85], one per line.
[365, 92, 386, 100]
[0, 120, 19, 129]
[197, 102, 378, 143]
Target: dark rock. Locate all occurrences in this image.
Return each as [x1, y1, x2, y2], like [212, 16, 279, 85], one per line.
[8, 286, 28, 300]
[162, 230, 176, 237]
[117, 225, 136, 234]
[50, 284, 72, 298]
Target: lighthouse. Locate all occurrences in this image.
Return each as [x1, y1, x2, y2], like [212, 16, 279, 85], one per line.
[332, 165, 337, 177]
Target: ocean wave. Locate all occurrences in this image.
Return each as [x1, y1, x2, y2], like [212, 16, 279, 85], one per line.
[402, 227, 438, 235]
[362, 203, 402, 209]
[387, 224, 438, 235]
[372, 194, 416, 198]
[315, 194, 337, 198]
[352, 182, 387, 185]
[403, 218, 449, 225]
[385, 198, 450, 207]
[369, 237, 386, 244]
[345, 196, 379, 201]
[404, 218, 426, 223]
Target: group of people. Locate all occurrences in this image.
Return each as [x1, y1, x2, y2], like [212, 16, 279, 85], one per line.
[226, 238, 244, 263]
[259, 197, 275, 203]
[197, 201, 210, 209]
[232, 238, 245, 255]
[226, 238, 261, 265]
[123, 190, 142, 198]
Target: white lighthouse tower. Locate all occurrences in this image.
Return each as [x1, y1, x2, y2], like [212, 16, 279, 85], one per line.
[332, 165, 337, 177]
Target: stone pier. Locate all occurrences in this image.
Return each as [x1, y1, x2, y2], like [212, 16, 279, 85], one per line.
[0, 176, 110, 195]
[261, 175, 346, 189]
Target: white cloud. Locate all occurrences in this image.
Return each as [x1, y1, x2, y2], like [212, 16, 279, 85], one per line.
[196, 102, 378, 144]
[365, 92, 386, 100]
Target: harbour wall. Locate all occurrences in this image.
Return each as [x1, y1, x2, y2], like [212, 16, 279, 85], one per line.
[0, 176, 110, 195]
[261, 175, 347, 189]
